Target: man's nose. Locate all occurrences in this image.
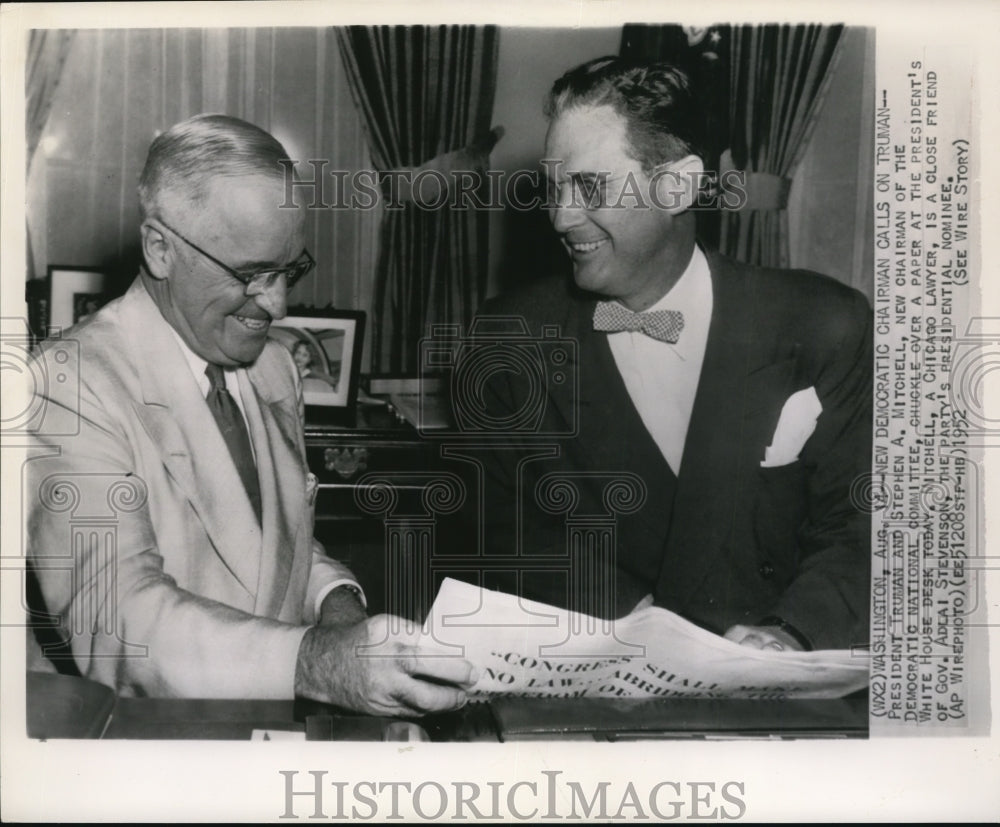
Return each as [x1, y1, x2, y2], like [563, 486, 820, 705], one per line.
[550, 200, 587, 234]
[251, 274, 288, 320]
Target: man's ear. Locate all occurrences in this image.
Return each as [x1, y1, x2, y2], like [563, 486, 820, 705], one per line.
[650, 154, 705, 215]
[140, 220, 172, 280]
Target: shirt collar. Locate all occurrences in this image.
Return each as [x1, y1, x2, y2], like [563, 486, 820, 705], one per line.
[604, 245, 712, 356]
[168, 326, 211, 388]
[645, 244, 710, 318]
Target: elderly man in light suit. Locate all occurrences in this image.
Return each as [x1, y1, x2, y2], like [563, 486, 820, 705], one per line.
[28, 115, 476, 713]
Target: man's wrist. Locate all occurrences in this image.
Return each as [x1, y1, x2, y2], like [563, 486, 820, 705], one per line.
[295, 624, 356, 704]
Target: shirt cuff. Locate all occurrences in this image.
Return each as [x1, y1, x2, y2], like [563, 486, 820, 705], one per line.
[758, 615, 813, 651]
[313, 579, 367, 620]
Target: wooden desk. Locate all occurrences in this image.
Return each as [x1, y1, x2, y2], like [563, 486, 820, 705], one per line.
[27, 673, 867, 741]
[104, 698, 301, 740]
[100, 697, 496, 741]
[305, 401, 433, 523]
[305, 400, 472, 619]
[98, 696, 867, 741]
[489, 696, 868, 741]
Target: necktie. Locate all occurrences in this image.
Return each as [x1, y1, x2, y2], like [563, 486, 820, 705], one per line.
[593, 301, 685, 343]
[204, 364, 262, 524]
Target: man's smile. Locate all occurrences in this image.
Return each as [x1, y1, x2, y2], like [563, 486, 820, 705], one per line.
[233, 314, 269, 331]
[565, 237, 608, 255]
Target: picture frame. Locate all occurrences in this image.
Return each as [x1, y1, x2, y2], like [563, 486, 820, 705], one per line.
[266, 307, 366, 427]
[47, 265, 113, 331]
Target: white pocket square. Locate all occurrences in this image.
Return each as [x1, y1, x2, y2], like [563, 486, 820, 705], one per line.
[761, 386, 822, 467]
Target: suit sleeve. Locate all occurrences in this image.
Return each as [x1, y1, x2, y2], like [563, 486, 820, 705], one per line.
[27, 344, 310, 699]
[769, 290, 873, 650]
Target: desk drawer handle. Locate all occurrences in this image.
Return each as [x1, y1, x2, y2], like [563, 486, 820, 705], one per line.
[324, 447, 369, 479]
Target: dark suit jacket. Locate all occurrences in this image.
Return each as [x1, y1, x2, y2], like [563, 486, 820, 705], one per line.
[471, 250, 872, 651]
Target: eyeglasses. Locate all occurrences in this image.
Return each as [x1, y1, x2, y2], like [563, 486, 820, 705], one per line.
[157, 219, 315, 293]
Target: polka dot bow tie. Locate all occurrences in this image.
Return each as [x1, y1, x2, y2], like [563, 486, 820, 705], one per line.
[592, 301, 685, 344]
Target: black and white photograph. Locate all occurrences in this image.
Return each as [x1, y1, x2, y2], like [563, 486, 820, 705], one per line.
[46, 265, 110, 329]
[267, 310, 365, 412]
[1, 1, 996, 822]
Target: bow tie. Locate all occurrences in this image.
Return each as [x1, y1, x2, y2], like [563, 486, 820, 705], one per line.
[593, 301, 685, 344]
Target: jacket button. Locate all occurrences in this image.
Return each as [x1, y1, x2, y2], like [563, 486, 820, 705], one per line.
[758, 562, 775, 578]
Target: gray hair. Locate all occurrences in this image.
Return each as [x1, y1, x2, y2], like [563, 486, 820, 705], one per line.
[138, 114, 290, 219]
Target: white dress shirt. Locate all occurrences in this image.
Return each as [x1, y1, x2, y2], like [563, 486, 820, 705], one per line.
[169, 327, 255, 461]
[605, 246, 713, 475]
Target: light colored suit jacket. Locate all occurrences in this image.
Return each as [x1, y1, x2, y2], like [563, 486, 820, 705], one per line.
[27, 278, 352, 698]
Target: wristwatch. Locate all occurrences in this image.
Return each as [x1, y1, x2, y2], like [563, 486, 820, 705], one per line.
[757, 615, 812, 651]
[333, 583, 365, 603]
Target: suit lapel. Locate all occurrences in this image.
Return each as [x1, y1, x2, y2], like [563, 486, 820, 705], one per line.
[549, 293, 678, 538]
[660, 253, 797, 595]
[241, 365, 305, 618]
[121, 281, 262, 595]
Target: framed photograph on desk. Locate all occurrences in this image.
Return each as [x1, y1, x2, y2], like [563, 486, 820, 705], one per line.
[266, 308, 366, 426]
[47, 265, 111, 331]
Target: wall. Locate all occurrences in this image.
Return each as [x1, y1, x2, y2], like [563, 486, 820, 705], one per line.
[787, 27, 876, 302]
[27, 28, 380, 315]
[487, 27, 622, 296]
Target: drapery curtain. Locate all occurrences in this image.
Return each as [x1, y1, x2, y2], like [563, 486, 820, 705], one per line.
[620, 24, 730, 250]
[720, 24, 844, 267]
[28, 29, 378, 329]
[26, 30, 76, 165]
[26, 29, 76, 284]
[619, 24, 730, 169]
[337, 25, 500, 374]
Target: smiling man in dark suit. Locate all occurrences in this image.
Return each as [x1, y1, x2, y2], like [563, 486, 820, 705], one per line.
[473, 57, 871, 652]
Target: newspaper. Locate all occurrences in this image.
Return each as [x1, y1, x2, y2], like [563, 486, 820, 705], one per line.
[423, 578, 869, 700]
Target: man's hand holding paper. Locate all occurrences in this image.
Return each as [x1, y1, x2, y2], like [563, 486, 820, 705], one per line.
[295, 614, 479, 716]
